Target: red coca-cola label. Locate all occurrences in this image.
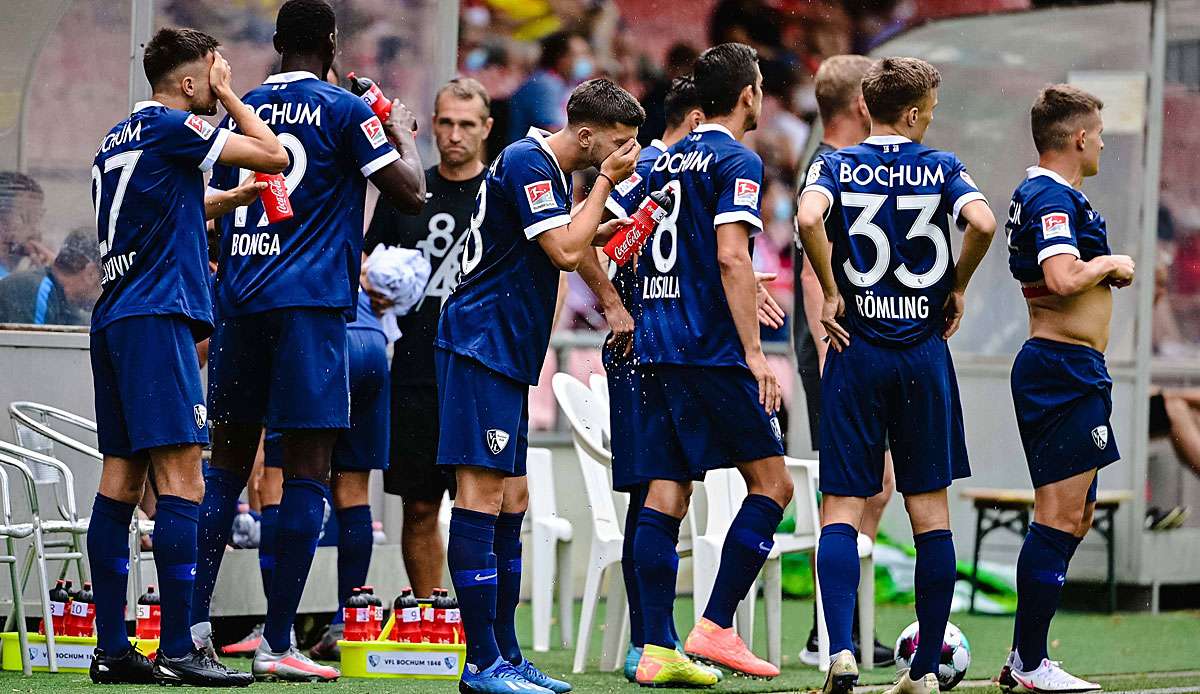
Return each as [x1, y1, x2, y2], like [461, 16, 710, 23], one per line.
[255, 172, 293, 223]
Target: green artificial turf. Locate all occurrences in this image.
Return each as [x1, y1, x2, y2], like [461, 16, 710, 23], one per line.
[0, 598, 1196, 692]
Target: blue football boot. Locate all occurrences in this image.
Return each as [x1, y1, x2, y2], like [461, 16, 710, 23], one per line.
[459, 658, 552, 694]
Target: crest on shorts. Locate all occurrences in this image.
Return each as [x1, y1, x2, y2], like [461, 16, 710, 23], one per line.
[769, 416, 782, 442]
[486, 429, 510, 455]
[1091, 425, 1108, 450]
[193, 404, 207, 429]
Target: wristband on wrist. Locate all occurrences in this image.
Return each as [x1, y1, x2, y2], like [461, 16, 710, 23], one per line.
[598, 172, 616, 188]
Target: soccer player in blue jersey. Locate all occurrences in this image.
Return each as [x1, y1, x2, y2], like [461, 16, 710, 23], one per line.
[191, 0, 426, 682]
[577, 75, 707, 684]
[437, 77, 642, 694]
[88, 27, 287, 686]
[624, 43, 790, 686]
[997, 85, 1132, 694]
[796, 57, 997, 694]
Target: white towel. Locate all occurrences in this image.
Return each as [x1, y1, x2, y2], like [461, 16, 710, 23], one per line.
[364, 244, 432, 342]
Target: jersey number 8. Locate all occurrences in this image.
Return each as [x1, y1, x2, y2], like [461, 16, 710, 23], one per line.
[840, 192, 948, 289]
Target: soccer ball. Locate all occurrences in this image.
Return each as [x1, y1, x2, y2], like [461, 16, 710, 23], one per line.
[893, 620, 971, 690]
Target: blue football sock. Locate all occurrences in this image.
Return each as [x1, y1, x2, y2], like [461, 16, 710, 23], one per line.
[910, 529, 956, 679]
[634, 508, 682, 649]
[88, 494, 135, 655]
[1014, 522, 1080, 670]
[817, 523, 859, 655]
[622, 485, 646, 648]
[153, 495, 199, 658]
[263, 478, 327, 652]
[449, 507, 500, 670]
[333, 505, 373, 626]
[258, 504, 279, 600]
[192, 466, 244, 626]
[494, 511, 524, 663]
[702, 494, 783, 629]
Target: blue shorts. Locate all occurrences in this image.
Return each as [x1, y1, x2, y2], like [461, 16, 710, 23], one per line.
[603, 345, 643, 492]
[820, 332, 969, 497]
[263, 329, 390, 471]
[1011, 338, 1119, 494]
[208, 308, 350, 430]
[634, 363, 785, 483]
[434, 348, 529, 477]
[91, 315, 209, 457]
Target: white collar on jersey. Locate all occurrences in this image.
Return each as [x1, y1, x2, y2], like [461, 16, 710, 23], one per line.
[526, 127, 569, 192]
[863, 134, 911, 145]
[264, 70, 320, 84]
[650, 138, 668, 152]
[1025, 165, 1073, 188]
[693, 123, 734, 138]
[132, 100, 166, 112]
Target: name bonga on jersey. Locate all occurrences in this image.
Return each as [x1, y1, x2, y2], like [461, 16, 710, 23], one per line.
[230, 232, 281, 256]
[228, 103, 322, 131]
[838, 162, 945, 188]
[856, 290, 929, 320]
[642, 275, 681, 299]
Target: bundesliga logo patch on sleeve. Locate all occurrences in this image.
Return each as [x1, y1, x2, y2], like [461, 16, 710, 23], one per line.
[1041, 212, 1071, 240]
[524, 180, 555, 213]
[184, 114, 215, 140]
[805, 161, 822, 186]
[734, 178, 760, 209]
[360, 116, 387, 148]
[615, 171, 642, 197]
[960, 170, 977, 188]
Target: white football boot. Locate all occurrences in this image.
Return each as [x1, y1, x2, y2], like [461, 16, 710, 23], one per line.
[883, 668, 940, 694]
[1011, 658, 1102, 693]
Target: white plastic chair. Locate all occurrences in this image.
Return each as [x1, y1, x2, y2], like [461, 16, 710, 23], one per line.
[587, 373, 609, 414]
[551, 373, 628, 674]
[0, 449, 63, 673]
[526, 447, 574, 652]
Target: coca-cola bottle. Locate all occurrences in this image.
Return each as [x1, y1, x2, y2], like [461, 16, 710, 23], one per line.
[40, 579, 70, 636]
[65, 580, 95, 637]
[446, 592, 464, 644]
[342, 587, 369, 642]
[428, 589, 454, 644]
[362, 586, 383, 640]
[419, 593, 436, 643]
[389, 587, 422, 643]
[136, 585, 161, 639]
[255, 172, 294, 224]
[346, 72, 393, 122]
[602, 185, 676, 266]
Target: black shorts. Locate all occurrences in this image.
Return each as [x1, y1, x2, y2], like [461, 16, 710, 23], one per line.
[382, 383, 456, 501]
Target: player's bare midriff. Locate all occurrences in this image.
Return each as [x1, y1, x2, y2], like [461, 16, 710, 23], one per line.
[1024, 282, 1111, 353]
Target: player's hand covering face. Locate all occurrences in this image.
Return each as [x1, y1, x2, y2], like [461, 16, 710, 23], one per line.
[194, 50, 228, 116]
[598, 137, 640, 183]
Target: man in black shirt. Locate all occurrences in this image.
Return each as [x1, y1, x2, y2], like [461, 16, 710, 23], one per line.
[364, 77, 492, 599]
[793, 54, 897, 668]
[0, 227, 99, 326]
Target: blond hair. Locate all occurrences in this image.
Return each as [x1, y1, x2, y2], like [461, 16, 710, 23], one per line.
[435, 77, 491, 117]
[815, 55, 873, 123]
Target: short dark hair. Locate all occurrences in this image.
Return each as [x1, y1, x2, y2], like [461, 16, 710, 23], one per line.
[54, 228, 100, 274]
[435, 77, 491, 118]
[0, 171, 43, 221]
[693, 43, 759, 118]
[275, 0, 336, 55]
[566, 78, 645, 129]
[539, 31, 581, 71]
[143, 27, 220, 89]
[1031, 84, 1104, 154]
[815, 55, 874, 123]
[861, 57, 941, 124]
[664, 76, 701, 129]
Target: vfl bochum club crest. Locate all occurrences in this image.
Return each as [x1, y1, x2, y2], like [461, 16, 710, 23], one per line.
[486, 429, 510, 455]
[1091, 425, 1109, 450]
[194, 404, 207, 429]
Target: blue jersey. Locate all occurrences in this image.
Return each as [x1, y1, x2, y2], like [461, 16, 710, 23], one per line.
[636, 124, 765, 367]
[605, 138, 667, 318]
[208, 71, 400, 319]
[1005, 166, 1109, 283]
[803, 135, 985, 347]
[436, 128, 573, 385]
[91, 101, 230, 334]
